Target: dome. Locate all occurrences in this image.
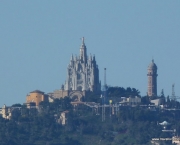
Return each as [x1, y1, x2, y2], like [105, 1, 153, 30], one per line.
[148, 59, 157, 70]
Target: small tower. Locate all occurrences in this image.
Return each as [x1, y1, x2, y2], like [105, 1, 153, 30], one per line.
[79, 37, 87, 63]
[147, 59, 158, 97]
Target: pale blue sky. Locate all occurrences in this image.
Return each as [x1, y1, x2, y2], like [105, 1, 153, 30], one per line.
[0, 1, 180, 106]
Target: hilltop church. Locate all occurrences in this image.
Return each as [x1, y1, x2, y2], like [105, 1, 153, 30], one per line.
[26, 37, 159, 106]
[50, 37, 101, 101]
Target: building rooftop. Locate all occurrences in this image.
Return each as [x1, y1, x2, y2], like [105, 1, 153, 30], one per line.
[30, 90, 44, 94]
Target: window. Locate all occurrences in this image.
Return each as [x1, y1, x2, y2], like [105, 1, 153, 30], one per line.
[77, 86, 82, 91]
[77, 73, 81, 79]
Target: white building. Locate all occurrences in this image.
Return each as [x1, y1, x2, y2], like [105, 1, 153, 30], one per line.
[151, 98, 162, 106]
[172, 136, 180, 145]
[58, 111, 69, 125]
[120, 96, 141, 105]
[0, 104, 12, 119]
[64, 37, 101, 93]
[51, 38, 101, 101]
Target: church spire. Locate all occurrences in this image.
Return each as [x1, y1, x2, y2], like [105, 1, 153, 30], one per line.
[152, 59, 154, 63]
[82, 37, 85, 45]
[71, 54, 74, 61]
[80, 37, 87, 63]
[93, 54, 95, 61]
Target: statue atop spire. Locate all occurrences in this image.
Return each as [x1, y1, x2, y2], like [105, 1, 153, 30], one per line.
[80, 37, 87, 62]
[82, 37, 85, 45]
[71, 54, 74, 61]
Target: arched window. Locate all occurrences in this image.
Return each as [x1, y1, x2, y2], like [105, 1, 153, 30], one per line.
[77, 86, 82, 91]
[78, 64, 82, 71]
[72, 95, 78, 101]
[77, 73, 81, 80]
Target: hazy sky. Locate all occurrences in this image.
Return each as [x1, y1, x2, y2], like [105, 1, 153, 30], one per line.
[0, 1, 180, 106]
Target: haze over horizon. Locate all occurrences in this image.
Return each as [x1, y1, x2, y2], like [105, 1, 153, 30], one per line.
[0, 1, 180, 106]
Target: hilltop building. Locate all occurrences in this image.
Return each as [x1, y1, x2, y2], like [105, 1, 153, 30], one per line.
[51, 37, 101, 101]
[147, 59, 158, 97]
[119, 96, 141, 106]
[58, 110, 69, 125]
[26, 90, 48, 106]
[0, 104, 22, 120]
[0, 104, 12, 119]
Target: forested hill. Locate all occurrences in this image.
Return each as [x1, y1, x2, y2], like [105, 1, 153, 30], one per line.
[1, 95, 180, 145]
[107, 87, 140, 98]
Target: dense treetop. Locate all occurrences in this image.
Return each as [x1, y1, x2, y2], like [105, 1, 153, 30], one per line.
[1, 87, 180, 145]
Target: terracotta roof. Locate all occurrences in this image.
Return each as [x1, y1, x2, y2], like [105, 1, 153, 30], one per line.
[30, 90, 44, 94]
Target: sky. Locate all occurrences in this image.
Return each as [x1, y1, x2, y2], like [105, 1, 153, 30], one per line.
[0, 1, 180, 106]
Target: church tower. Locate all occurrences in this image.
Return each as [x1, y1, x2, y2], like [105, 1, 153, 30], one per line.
[51, 38, 101, 101]
[147, 59, 158, 97]
[64, 37, 101, 93]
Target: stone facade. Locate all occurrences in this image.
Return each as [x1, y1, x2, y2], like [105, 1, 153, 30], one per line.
[64, 38, 101, 92]
[51, 38, 101, 101]
[26, 90, 48, 106]
[147, 59, 158, 97]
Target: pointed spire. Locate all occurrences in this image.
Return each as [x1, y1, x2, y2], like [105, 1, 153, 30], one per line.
[74, 55, 77, 61]
[93, 54, 95, 61]
[61, 84, 64, 90]
[82, 37, 85, 45]
[80, 37, 85, 48]
[89, 53, 92, 60]
[80, 37, 87, 63]
[71, 54, 74, 61]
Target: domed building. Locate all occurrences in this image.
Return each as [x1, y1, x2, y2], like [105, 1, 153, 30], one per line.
[147, 59, 158, 97]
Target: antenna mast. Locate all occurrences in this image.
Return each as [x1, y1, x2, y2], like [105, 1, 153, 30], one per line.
[172, 84, 176, 101]
[104, 68, 106, 87]
[102, 68, 106, 122]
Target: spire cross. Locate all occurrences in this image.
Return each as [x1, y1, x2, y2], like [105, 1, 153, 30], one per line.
[82, 37, 85, 44]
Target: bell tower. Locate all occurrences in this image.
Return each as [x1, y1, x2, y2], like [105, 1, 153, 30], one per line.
[147, 59, 158, 97]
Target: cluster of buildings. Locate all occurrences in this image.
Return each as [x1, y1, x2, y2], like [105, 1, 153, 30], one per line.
[0, 37, 160, 119]
[26, 37, 102, 106]
[25, 37, 158, 105]
[2, 38, 180, 144]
